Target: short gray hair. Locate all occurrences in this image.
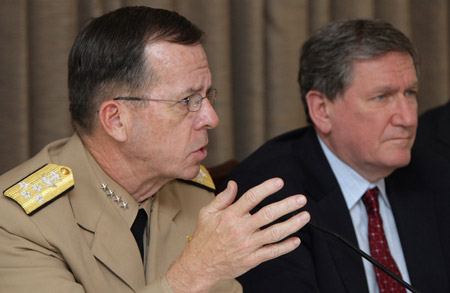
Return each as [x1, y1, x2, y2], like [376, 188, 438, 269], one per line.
[298, 18, 419, 123]
[68, 6, 205, 135]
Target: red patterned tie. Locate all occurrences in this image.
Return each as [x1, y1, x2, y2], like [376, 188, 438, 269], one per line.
[362, 188, 406, 292]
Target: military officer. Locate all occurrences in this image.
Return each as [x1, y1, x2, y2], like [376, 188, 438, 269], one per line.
[0, 6, 310, 293]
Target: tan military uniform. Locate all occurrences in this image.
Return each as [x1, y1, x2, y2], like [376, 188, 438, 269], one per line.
[0, 134, 242, 292]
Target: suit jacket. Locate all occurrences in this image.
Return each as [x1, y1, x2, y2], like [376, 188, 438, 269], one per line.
[223, 126, 450, 293]
[0, 134, 241, 293]
[415, 101, 450, 162]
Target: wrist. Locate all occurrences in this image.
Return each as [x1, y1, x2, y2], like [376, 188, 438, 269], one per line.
[166, 249, 216, 293]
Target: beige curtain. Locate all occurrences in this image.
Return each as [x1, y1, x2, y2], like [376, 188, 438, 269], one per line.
[0, 0, 449, 174]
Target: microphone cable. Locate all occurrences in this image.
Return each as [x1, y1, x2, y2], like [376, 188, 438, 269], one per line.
[308, 221, 420, 293]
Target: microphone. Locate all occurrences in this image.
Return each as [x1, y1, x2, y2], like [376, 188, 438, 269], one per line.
[308, 221, 420, 293]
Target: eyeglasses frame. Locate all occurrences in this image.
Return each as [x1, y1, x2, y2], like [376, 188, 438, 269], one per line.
[113, 88, 217, 112]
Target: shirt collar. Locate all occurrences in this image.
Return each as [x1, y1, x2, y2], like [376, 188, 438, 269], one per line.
[85, 148, 151, 229]
[317, 135, 389, 210]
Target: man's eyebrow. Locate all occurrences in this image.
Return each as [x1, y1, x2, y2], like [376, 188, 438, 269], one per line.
[372, 81, 419, 94]
[185, 86, 212, 95]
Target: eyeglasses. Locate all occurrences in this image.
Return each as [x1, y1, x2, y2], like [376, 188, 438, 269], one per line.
[113, 88, 217, 112]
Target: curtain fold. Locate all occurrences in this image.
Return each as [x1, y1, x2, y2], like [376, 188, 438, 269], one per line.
[230, 0, 265, 160]
[179, 0, 234, 165]
[0, 0, 449, 174]
[411, 0, 449, 112]
[265, 0, 308, 140]
[28, 1, 77, 154]
[375, 0, 411, 35]
[0, 0, 29, 169]
[331, 0, 373, 18]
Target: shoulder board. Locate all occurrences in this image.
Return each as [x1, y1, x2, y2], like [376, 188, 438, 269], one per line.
[179, 165, 215, 192]
[3, 163, 74, 215]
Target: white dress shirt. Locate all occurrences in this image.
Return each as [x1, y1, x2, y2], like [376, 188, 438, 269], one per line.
[318, 136, 411, 293]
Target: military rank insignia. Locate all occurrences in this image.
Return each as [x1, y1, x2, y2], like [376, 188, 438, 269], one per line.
[4, 164, 74, 214]
[189, 165, 215, 192]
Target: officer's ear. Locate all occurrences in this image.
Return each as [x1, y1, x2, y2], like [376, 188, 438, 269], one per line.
[306, 90, 333, 135]
[97, 100, 129, 142]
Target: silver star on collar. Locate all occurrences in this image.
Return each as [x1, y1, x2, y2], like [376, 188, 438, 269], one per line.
[100, 183, 108, 191]
[120, 201, 128, 210]
[100, 183, 129, 211]
[106, 189, 115, 197]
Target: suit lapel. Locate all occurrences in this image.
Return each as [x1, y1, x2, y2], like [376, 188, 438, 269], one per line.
[313, 189, 369, 292]
[57, 134, 145, 291]
[297, 129, 369, 291]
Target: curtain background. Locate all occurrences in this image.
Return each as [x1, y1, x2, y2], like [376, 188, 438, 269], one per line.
[0, 0, 449, 174]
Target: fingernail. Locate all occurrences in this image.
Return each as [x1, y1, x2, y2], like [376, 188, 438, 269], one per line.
[274, 179, 283, 188]
[296, 195, 306, 205]
[299, 212, 310, 222]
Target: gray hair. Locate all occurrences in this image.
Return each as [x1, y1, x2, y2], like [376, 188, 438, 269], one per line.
[68, 6, 205, 135]
[298, 18, 419, 123]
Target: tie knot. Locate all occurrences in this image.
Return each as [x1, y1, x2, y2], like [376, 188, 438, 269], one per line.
[362, 187, 379, 214]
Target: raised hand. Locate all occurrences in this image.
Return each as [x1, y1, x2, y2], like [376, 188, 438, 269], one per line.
[166, 178, 310, 293]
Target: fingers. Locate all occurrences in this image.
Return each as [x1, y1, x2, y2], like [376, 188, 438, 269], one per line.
[251, 211, 310, 265]
[250, 194, 307, 228]
[253, 210, 310, 245]
[205, 180, 238, 213]
[253, 237, 301, 265]
[232, 178, 285, 215]
[176, 177, 310, 285]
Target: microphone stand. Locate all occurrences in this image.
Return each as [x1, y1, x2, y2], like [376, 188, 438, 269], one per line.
[308, 222, 420, 293]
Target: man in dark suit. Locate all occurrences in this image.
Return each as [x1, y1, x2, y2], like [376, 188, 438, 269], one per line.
[415, 101, 450, 162]
[223, 19, 450, 292]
